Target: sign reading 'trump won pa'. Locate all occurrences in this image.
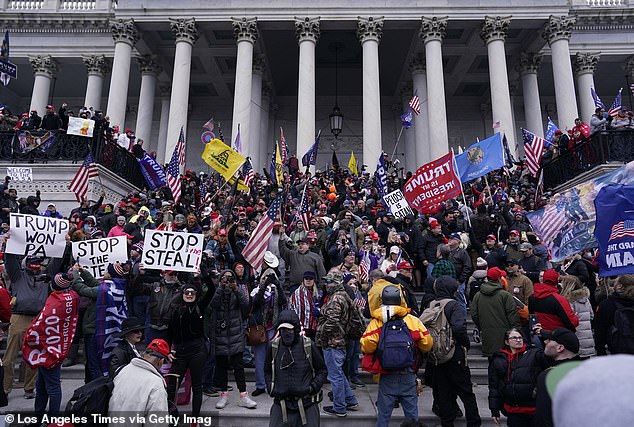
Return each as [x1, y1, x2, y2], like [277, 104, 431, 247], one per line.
[5, 213, 69, 258]
[141, 229, 204, 272]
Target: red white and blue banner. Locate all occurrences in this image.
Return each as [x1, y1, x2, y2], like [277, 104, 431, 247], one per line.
[594, 185, 634, 277]
[403, 152, 462, 214]
[95, 277, 128, 375]
[137, 152, 167, 190]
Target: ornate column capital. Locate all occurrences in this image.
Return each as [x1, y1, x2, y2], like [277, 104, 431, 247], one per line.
[29, 55, 58, 77]
[295, 16, 320, 43]
[542, 15, 576, 46]
[158, 84, 171, 98]
[137, 55, 162, 76]
[480, 16, 512, 44]
[357, 16, 384, 43]
[518, 52, 542, 75]
[574, 52, 600, 75]
[409, 53, 426, 74]
[110, 18, 139, 46]
[253, 54, 266, 75]
[169, 17, 199, 45]
[82, 54, 110, 77]
[419, 16, 448, 43]
[232, 17, 259, 44]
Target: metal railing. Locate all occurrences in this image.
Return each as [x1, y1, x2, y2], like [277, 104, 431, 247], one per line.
[543, 129, 634, 189]
[0, 130, 144, 189]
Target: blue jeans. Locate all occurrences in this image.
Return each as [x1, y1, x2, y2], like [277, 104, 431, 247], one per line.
[35, 365, 62, 416]
[426, 263, 435, 278]
[376, 372, 418, 427]
[457, 282, 467, 315]
[253, 329, 275, 390]
[323, 348, 358, 413]
[345, 339, 361, 382]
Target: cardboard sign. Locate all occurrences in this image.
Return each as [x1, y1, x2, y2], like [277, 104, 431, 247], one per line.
[141, 229, 204, 272]
[5, 213, 69, 258]
[384, 190, 414, 219]
[7, 167, 32, 182]
[67, 116, 95, 137]
[403, 152, 462, 214]
[72, 236, 128, 279]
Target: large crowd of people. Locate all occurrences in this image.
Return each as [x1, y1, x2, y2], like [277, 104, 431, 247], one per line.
[0, 106, 633, 427]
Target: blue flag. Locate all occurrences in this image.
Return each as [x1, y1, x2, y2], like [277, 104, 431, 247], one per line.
[454, 133, 505, 183]
[400, 110, 413, 129]
[269, 144, 278, 186]
[545, 117, 558, 146]
[137, 153, 167, 190]
[95, 277, 128, 375]
[594, 185, 634, 277]
[374, 153, 388, 202]
[301, 130, 321, 167]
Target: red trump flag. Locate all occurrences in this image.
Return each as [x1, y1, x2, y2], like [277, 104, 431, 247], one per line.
[403, 152, 462, 213]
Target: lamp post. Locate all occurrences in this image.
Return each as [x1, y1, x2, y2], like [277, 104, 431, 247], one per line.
[329, 44, 344, 139]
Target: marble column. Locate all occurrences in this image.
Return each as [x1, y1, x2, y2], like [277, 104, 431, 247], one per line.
[250, 54, 265, 169]
[409, 53, 430, 167]
[165, 18, 199, 163]
[135, 55, 161, 147]
[259, 81, 272, 173]
[294, 17, 320, 168]
[156, 84, 171, 164]
[28, 55, 57, 114]
[82, 55, 109, 111]
[574, 52, 600, 123]
[481, 16, 516, 147]
[543, 15, 578, 129]
[357, 17, 384, 172]
[519, 52, 544, 137]
[106, 18, 138, 130]
[231, 17, 258, 161]
[419, 17, 449, 160]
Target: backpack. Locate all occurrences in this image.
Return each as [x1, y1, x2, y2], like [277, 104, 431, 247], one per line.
[608, 303, 634, 354]
[271, 335, 323, 403]
[376, 316, 416, 370]
[469, 278, 485, 302]
[65, 376, 114, 417]
[419, 299, 455, 365]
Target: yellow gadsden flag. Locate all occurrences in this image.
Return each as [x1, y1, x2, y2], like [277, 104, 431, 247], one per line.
[348, 151, 358, 176]
[275, 141, 284, 185]
[201, 138, 246, 181]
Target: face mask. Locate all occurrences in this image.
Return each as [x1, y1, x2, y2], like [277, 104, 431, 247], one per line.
[280, 329, 295, 346]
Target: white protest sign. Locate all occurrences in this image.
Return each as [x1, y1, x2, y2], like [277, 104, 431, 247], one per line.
[72, 236, 128, 279]
[141, 229, 204, 272]
[5, 213, 69, 258]
[7, 167, 32, 182]
[384, 189, 414, 219]
[67, 116, 95, 137]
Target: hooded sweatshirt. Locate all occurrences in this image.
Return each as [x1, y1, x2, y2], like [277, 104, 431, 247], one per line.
[528, 278, 579, 333]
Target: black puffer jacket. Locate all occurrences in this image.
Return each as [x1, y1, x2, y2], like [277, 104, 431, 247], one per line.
[208, 270, 250, 356]
[488, 346, 550, 417]
[264, 310, 327, 409]
[421, 231, 445, 264]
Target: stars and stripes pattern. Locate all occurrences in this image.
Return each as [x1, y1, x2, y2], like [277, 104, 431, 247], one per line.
[199, 180, 209, 204]
[609, 220, 634, 241]
[539, 204, 569, 241]
[242, 159, 255, 189]
[242, 196, 283, 272]
[167, 128, 186, 204]
[69, 152, 98, 202]
[297, 185, 311, 227]
[359, 252, 370, 283]
[545, 117, 558, 145]
[408, 95, 421, 115]
[279, 127, 288, 165]
[521, 128, 545, 178]
[591, 87, 605, 110]
[608, 88, 623, 117]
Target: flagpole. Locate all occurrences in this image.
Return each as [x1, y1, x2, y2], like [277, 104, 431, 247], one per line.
[451, 148, 472, 229]
[390, 126, 405, 163]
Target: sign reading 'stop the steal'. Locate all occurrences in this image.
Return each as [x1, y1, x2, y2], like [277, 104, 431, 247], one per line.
[141, 229, 204, 272]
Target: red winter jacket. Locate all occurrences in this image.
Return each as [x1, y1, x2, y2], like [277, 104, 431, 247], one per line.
[528, 283, 579, 332]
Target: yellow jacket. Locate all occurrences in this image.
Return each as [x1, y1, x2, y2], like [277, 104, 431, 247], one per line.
[360, 305, 433, 374]
[367, 278, 409, 313]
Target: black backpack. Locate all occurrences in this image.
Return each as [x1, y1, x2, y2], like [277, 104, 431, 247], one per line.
[66, 376, 114, 418]
[469, 278, 485, 302]
[376, 316, 416, 370]
[609, 302, 634, 354]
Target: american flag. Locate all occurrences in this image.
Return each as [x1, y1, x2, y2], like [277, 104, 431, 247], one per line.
[167, 128, 186, 204]
[539, 203, 569, 241]
[297, 185, 311, 226]
[522, 128, 545, 178]
[408, 95, 421, 115]
[353, 293, 367, 310]
[242, 159, 255, 189]
[69, 152, 98, 202]
[203, 117, 214, 131]
[609, 220, 634, 241]
[242, 196, 282, 272]
[545, 117, 558, 145]
[359, 252, 370, 283]
[608, 88, 623, 117]
[199, 179, 209, 204]
[591, 87, 605, 110]
[279, 127, 288, 165]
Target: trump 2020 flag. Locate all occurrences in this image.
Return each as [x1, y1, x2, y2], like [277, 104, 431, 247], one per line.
[594, 185, 634, 277]
[454, 133, 505, 183]
[137, 153, 167, 190]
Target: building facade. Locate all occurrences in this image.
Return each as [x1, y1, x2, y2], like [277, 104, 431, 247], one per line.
[1, 0, 633, 178]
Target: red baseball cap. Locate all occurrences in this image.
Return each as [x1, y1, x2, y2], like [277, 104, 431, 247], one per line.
[509, 230, 520, 236]
[218, 229, 227, 236]
[429, 218, 440, 228]
[370, 232, 379, 241]
[146, 339, 171, 360]
[397, 261, 415, 270]
[486, 234, 497, 241]
[487, 267, 507, 281]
